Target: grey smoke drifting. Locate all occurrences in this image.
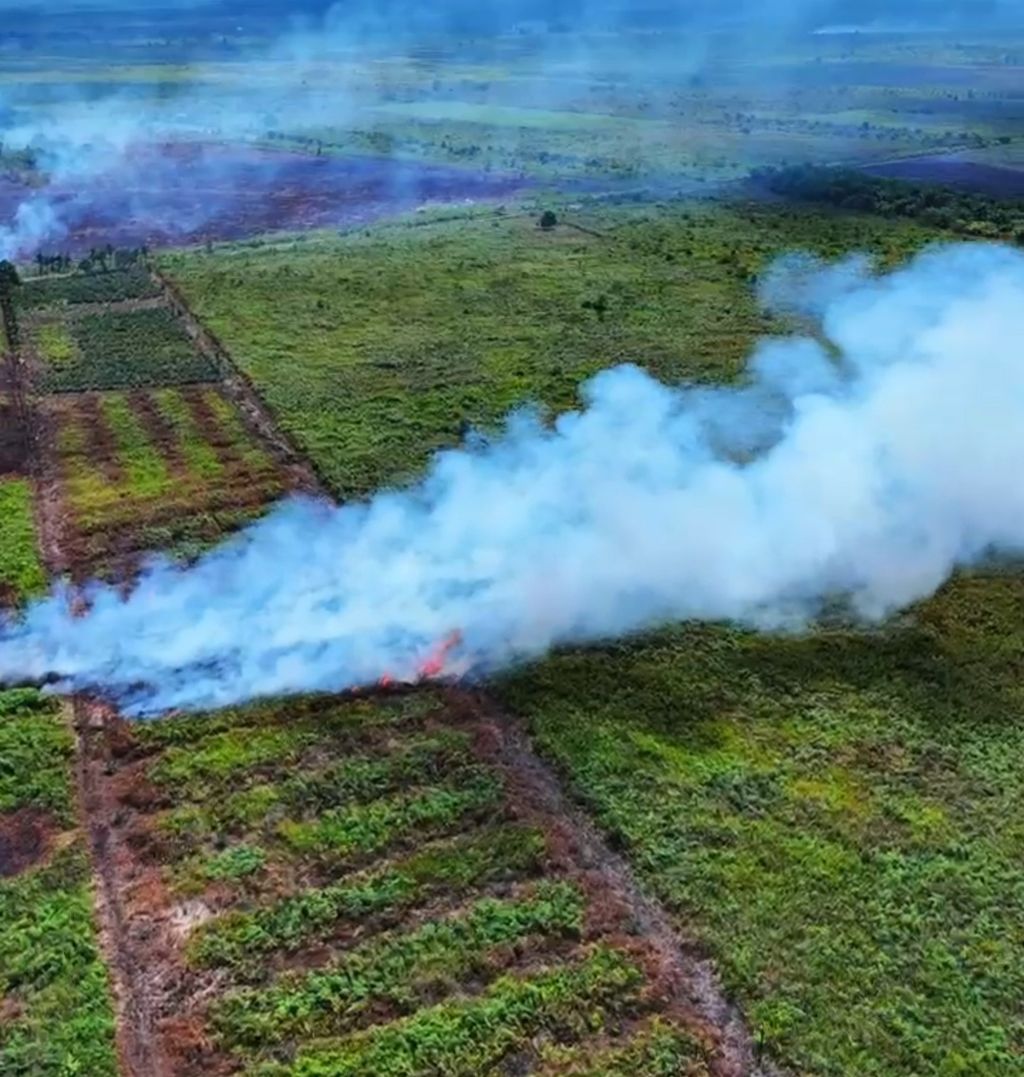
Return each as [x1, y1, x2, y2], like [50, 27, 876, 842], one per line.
[2, 241, 1023, 715]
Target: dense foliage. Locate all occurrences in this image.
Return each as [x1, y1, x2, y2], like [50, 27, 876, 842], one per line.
[760, 165, 1024, 243]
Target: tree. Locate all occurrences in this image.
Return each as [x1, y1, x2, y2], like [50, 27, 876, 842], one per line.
[0, 260, 20, 291]
[539, 210, 558, 231]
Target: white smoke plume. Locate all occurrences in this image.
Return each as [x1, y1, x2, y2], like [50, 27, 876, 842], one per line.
[0, 196, 65, 261]
[2, 241, 1023, 715]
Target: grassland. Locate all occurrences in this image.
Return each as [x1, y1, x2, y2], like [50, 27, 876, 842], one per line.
[161, 199, 935, 499]
[163, 198, 1024, 1074]
[0, 690, 117, 1076]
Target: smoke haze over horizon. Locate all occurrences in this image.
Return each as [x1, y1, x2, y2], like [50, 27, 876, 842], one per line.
[1, 242, 1023, 716]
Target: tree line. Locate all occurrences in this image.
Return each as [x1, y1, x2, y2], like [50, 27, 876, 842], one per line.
[755, 165, 1024, 245]
[33, 245, 150, 277]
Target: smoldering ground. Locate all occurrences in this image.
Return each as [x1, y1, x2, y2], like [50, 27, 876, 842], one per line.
[2, 241, 1023, 715]
[2, 0, 1021, 259]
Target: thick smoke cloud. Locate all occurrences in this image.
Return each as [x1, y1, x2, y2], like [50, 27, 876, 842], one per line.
[1, 242, 1022, 715]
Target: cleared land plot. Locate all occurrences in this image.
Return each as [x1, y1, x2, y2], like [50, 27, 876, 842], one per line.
[0, 689, 117, 1075]
[77, 688, 723, 1076]
[164, 199, 1024, 1074]
[38, 385, 290, 572]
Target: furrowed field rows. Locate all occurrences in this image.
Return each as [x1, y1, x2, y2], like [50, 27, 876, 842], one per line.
[72, 687, 744, 1075]
[37, 385, 291, 573]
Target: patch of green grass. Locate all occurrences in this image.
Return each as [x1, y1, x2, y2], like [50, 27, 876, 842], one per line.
[44, 307, 217, 391]
[0, 847, 118, 1077]
[153, 388, 224, 479]
[33, 321, 77, 367]
[100, 393, 171, 500]
[274, 769, 504, 861]
[161, 201, 935, 500]
[0, 480, 47, 603]
[159, 729, 473, 843]
[188, 825, 546, 974]
[257, 945, 644, 1077]
[212, 881, 585, 1051]
[497, 574, 1024, 1075]
[0, 691, 72, 822]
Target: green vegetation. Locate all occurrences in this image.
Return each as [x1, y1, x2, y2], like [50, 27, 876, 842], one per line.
[274, 769, 503, 860]
[761, 165, 1024, 242]
[43, 307, 217, 391]
[33, 322, 77, 367]
[167, 200, 1024, 1073]
[0, 688, 117, 1076]
[0, 849, 118, 1077]
[100, 392, 172, 499]
[536, 1018, 711, 1076]
[259, 946, 644, 1077]
[212, 881, 585, 1050]
[162, 200, 933, 499]
[0, 480, 46, 603]
[0, 691, 72, 822]
[16, 267, 160, 310]
[188, 825, 546, 973]
[497, 576, 1024, 1075]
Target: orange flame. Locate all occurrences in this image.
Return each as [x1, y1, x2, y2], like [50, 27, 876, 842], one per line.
[376, 630, 463, 690]
[417, 630, 463, 680]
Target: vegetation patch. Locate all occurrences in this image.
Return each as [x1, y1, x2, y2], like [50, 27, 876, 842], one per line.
[0, 689, 116, 1073]
[43, 307, 217, 391]
[16, 266, 160, 310]
[0, 480, 46, 604]
[258, 945, 644, 1077]
[211, 881, 585, 1051]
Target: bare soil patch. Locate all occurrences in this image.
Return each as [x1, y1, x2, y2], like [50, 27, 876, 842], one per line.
[0, 142, 530, 257]
[0, 807, 57, 877]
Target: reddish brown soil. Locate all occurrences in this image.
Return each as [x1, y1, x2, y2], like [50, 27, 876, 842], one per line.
[0, 142, 530, 258]
[0, 807, 57, 877]
[0, 398, 28, 475]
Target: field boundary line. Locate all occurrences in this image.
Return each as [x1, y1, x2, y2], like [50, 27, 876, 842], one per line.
[152, 266, 327, 496]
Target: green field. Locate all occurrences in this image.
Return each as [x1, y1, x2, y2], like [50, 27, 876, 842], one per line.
[0, 690, 117, 1076]
[162, 199, 1024, 1074]
[160, 200, 934, 498]
[0, 479, 46, 604]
